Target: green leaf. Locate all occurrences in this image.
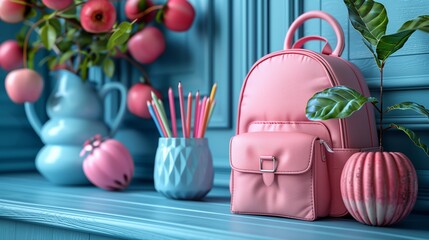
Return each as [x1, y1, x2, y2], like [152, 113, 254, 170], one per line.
[80, 55, 90, 80]
[376, 15, 429, 61]
[39, 55, 55, 67]
[59, 8, 77, 19]
[362, 39, 382, 68]
[306, 86, 378, 120]
[28, 47, 39, 70]
[40, 23, 57, 50]
[47, 57, 58, 70]
[107, 22, 132, 50]
[43, 12, 56, 20]
[90, 38, 109, 53]
[65, 28, 77, 40]
[386, 102, 429, 119]
[25, 8, 37, 19]
[343, 0, 388, 45]
[77, 31, 93, 47]
[59, 51, 75, 64]
[138, 0, 148, 11]
[50, 18, 62, 36]
[57, 40, 73, 52]
[399, 15, 429, 33]
[156, 6, 166, 23]
[391, 123, 429, 156]
[103, 58, 115, 78]
[16, 25, 29, 47]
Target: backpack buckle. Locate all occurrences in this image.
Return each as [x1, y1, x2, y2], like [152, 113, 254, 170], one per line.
[259, 156, 277, 173]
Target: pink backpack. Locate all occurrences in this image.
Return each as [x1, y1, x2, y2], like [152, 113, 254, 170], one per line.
[230, 11, 379, 221]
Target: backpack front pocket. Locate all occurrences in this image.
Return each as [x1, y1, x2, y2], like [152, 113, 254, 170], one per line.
[230, 132, 330, 221]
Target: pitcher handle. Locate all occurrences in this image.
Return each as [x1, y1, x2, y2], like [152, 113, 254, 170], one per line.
[99, 82, 127, 137]
[24, 102, 43, 137]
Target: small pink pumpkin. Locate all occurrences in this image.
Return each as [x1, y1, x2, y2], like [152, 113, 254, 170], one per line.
[341, 152, 418, 226]
[81, 135, 134, 191]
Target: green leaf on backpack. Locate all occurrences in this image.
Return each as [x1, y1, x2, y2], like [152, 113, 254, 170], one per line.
[343, 0, 388, 45]
[391, 123, 429, 156]
[306, 86, 378, 120]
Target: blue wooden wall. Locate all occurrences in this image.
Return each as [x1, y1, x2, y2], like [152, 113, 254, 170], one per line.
[1, 0, 429, 211]
[0, 23, 45, 173]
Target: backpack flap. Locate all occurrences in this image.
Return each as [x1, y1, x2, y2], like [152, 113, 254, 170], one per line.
[230, 132, 331, 220]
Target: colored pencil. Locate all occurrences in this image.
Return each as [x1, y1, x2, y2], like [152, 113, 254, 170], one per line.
[186, 92, 192, 138]
[151, 100, 168, 137]
[168, 87, 178, 137]
[209, 99, 216, 120]
[193, 91, 200, 138]
[178, 82, 187, 138]
[197, 96, 207, 138]
[200, 98, 211, 138]
[147, 101, 164, 137]
[152, 92, 172, 137]
[209, 83, 217, 103]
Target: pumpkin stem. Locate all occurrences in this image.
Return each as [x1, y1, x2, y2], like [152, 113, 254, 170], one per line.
[379, 61, 385, 150]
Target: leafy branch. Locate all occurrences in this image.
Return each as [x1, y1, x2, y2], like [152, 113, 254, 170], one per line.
[306, 0, 429, 155]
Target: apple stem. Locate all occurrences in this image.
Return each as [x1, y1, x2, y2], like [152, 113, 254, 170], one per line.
[120, 52, 152, 86]
[134, 5, 164, 22]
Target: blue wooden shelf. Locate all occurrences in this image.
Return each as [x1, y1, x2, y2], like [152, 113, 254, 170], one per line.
[0, 173, 428, 240]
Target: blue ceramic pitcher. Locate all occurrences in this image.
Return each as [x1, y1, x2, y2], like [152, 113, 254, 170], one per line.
[24, 70, 127, 185]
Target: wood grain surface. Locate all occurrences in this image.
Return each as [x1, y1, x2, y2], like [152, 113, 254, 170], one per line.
[0, 173, 428, 240]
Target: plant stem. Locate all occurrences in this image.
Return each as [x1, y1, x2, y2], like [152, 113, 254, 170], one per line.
[371, 102, 382, 113]
[134, 5, 164, 21]
[379, 62, 385, 150]
[120, 53, 152, 86]
[23, 18, 45, 69]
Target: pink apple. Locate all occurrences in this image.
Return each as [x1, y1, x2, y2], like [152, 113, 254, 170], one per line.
[80, 0, 116, 33]
[127, 82, 161, 119]
[0, 0, 27, 23]
[42, 0, 73, 10]
[128, 26, 165, 64]
[5, 69, 44, 104]
[125, 0, 155, 22]
[0, 40, 23, 71]
[163, 0, 195, 32]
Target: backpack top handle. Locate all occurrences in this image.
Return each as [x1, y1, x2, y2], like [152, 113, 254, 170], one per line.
[284, 10, 345, 57]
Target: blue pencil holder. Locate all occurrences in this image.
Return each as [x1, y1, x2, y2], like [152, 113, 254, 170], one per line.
[154, 138, 214, 200]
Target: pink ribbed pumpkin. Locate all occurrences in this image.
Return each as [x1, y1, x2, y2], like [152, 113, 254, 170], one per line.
[81, 135, 134, 191]
[341, 152, 418, 226]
